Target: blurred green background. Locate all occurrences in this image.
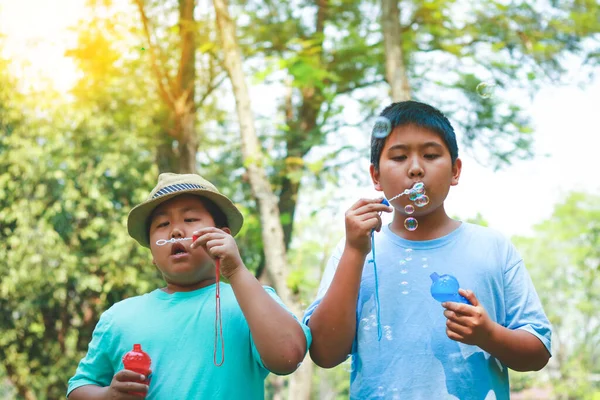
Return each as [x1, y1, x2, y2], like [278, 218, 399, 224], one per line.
[1, 0, 599, 399]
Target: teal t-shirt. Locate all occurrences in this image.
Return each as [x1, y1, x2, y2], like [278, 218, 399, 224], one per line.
[67, 283, 310, 399]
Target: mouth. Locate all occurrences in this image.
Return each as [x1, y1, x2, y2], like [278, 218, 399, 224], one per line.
[170, 242, 189, 257]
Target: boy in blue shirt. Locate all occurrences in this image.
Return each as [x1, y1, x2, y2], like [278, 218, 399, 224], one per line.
[304, 101, 551, 399]
[68, 173, 311, 399]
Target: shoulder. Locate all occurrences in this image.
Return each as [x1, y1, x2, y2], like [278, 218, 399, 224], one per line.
[459, 222, 522, 267]
[460, 222, 513, 246]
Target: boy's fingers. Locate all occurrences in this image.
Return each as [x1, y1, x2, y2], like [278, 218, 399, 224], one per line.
[191, 233, 225, 248]
[115, 370, 146, 382]
[192, 227, 223, 237]
[443, 310, 469, 324]
[350, 197, 387, 211]
[459, 289, 479, 306]
[354, 202, 393, 216]
[114, 381, 148, 392]
[442, 302, 471, 316]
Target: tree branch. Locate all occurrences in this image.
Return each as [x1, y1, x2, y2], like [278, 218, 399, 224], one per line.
[133, 0, 177, 110]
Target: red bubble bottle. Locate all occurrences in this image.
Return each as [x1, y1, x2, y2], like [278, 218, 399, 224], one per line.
[122, 344, 152, 396]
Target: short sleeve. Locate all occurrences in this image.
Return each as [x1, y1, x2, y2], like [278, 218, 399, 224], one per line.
[302, 238, 344, 325]
[503, 245, 552, 355]
[67, 309, 117, 397]
[249, 286, 312, 374]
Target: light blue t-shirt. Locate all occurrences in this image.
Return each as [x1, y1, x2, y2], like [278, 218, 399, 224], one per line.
[304, 222, 551, 400]
[68, 283, 311, 399]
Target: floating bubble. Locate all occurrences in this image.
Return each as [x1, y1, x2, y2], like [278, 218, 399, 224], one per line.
[404, 217, 418, 231]
[376, 386, 385, 397]
[422, 257, 428, 262]
[372, 117, 392, 139]
[405, 248, 413, 253]
[405, 256, 412, 262]
[401, 281, 409, 286]
[363, 325, 371, 331]
[476, 81, 496, 99]
[404, 204, 415, 214]
[400, 269, 408, 274]
[422, 264, 429, 269]
[401, 290, 410, 295]
[399, 260, 407, 266]
[414, 195, 430, 208]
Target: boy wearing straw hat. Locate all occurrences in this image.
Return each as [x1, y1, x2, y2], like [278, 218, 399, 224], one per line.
[67, 173, 311, 400]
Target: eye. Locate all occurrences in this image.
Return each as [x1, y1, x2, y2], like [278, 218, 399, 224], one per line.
[424, 154, 440, 159]
[391, 155, 407, 161]
[185, 218, 199, 223]
[156, 221, 169, 228]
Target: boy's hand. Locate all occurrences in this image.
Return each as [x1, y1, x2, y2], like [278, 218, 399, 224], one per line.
[345, 198, 393, 255]
[442, 289, 496, 347]
[106, 370, 149, 399]
[191, 227, 244, 279]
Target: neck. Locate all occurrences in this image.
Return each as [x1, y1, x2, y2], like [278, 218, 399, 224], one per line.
[162, 277, 217, 293]
[389, 204, 460, 241]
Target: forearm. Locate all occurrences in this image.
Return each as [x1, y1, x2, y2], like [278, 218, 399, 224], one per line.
[228, 266, 307, 375]
[308, 246, 365, 368]
[68, 385, 107, 400]
[481, 324, 550, 371]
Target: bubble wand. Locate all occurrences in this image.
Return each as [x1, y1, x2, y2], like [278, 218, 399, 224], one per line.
[156, 235, 224, 366]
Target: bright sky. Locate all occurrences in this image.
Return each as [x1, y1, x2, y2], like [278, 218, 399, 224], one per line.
[1, 0, 599, 239]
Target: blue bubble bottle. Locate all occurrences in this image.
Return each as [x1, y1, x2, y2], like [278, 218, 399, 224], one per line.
[429, 272, 470, 304]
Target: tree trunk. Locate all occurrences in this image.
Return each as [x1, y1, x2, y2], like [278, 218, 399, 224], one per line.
[381, 0, 411, 101]
[212, 1, 312, 399]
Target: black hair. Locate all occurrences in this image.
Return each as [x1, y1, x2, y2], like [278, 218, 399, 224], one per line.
[370, 100, 459, 170]
[198, 197, 228, 229]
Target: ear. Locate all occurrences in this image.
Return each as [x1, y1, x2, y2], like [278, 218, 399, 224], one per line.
[369, 164, 383, 192]
[221, 227, 232, 235]
[451, 158, 462, 186]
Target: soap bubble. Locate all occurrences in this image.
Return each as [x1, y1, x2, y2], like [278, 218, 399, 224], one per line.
[404, 217, 418, 231]
[422, 257, 427, 262]
[414, 195, 430, 207]
[401, 281, 409, 286]
[399, 260, 406, 266]
[476, 81, 496, 99]
[412, 182, 425, 192]
[372, 117, 392, 138]
[405, 256, 412, 262]
[422, 264, 429, 269]
[401, 290, 410, 295]
[404, 204, 415, 214]
[376, 386, 385, 397]
[408, 192, 419, 201]
[400, 269, 408, 274]
[405, 248, 413, 253]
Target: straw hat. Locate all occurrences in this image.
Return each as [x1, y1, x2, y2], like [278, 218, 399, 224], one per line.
[127, 173, 244, 248]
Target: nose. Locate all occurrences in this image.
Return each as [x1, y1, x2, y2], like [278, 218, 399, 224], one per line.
[408, 158, 424, 179]
[170, 225, 184, 239]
